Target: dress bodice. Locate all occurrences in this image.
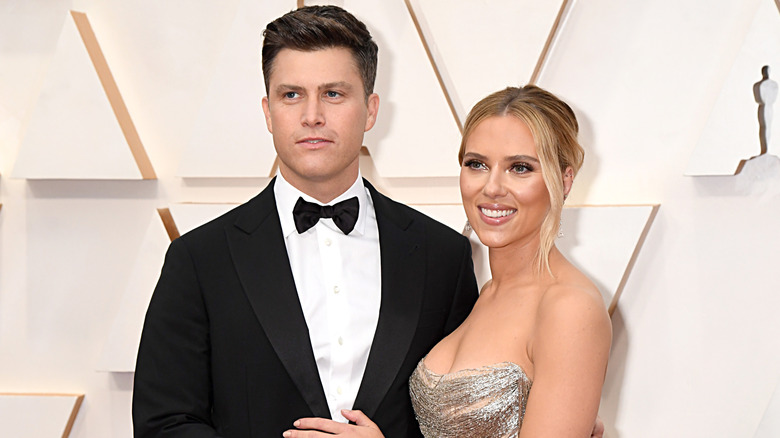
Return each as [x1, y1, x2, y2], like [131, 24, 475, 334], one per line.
[409, 358, 532, 438]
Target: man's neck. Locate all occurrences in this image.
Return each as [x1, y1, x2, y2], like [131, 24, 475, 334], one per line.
[278, 168, 360, 204]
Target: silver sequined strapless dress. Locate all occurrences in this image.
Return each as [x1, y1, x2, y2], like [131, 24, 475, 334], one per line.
[409, 358, 532, 438]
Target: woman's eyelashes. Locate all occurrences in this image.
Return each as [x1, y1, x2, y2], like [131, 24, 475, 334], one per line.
[463, 159, 534, 175]
[463, 159, 487, 171]
[510, 162, 534, 174]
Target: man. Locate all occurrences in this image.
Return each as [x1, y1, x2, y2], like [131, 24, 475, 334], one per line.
[132, 6, 479, 437]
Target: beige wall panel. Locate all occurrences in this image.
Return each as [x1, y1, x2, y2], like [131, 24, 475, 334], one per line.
[0, 393, 83, 438]
[756, 378, 780, 437]
[686, 0, 780, 175]
[0, 0, 74, 171]
[537, 0, 764, 202]
[11, 12, 147, 180]
[98, 204, 237, 372]
[409, 0, 563, 122]
[601, 190, 780, 435]
[176, 0, 291, 178]
[335, 0, 462, 177]
[557, 205, 658, 314]
[169, 203, 238, 235]
[97, 210, 170, 372]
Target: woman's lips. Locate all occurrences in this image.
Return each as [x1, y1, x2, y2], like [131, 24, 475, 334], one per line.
[478, 205, 517, 224]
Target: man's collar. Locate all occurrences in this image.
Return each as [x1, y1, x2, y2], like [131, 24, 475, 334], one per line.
[274, 171, 369, 238]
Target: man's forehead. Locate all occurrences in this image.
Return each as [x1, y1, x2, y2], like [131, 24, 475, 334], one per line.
[266, 48, 363, 88]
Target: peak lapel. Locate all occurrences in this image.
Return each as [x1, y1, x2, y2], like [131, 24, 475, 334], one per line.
[226, 181, 330, 418]
[353, 182, 425, 417]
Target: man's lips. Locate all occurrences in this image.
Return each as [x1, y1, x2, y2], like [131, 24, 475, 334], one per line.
[297, 137, 332, 145]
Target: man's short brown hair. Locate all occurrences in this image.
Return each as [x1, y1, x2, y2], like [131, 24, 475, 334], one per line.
[262, 5, 378, 100]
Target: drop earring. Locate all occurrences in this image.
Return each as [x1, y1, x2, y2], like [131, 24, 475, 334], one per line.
[559, 193, 568, 238]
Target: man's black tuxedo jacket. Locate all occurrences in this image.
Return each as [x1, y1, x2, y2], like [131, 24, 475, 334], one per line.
[132, 179, 479, 437]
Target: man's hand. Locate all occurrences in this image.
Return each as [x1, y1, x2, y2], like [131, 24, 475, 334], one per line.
[283, 410, 384, 437]
[591, 415, 605, 438]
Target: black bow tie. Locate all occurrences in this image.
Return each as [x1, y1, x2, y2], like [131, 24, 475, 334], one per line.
[292, 196, 359, 235]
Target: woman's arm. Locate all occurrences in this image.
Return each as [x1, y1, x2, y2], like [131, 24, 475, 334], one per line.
[518, 285, 612, 437]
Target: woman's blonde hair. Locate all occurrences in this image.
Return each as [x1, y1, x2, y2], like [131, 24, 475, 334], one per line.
[458, 85, 584, 275]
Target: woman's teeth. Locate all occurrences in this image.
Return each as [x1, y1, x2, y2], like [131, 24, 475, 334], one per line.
[480, 208, 516, 218]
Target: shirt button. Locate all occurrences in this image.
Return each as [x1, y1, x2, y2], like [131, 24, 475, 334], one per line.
[324, 238, 332, 246]
[338, 336, 344, 346]
[333, 286, 340, 294]
[337, 386, 343, 395]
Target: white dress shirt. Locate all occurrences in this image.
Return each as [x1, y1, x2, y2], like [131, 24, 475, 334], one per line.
[274, 171, 382, 423]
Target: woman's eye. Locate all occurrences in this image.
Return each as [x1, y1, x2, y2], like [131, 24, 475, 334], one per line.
[511, 163, 533, 174]
[464, 160, 486, 170]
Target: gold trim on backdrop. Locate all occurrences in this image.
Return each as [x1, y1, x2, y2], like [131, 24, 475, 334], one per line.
[529, 0, 571, 85]
[608, 204, 660, 316]
[70, 11, 156, 179]
[0, 393, 84, 438]
[269, 155, 280, 177]
[404, 0, 462, 133]
[157, 208, 180, 241]
[62, 394, 84, 438]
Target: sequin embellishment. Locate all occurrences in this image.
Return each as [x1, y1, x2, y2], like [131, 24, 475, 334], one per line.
[409, 358, 532, 438]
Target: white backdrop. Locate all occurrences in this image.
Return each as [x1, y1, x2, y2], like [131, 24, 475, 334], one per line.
[1, 0, 779, 436]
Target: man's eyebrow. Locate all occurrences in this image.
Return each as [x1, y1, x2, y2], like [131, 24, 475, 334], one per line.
[319, 81, 353, 91]
[274, 84, 304, 94]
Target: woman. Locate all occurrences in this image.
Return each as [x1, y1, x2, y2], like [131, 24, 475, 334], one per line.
[409, 85, 612, 437]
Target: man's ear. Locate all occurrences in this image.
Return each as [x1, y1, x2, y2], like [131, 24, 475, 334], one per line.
[364, 93, 380, 132]
[261, 96, 273, 133]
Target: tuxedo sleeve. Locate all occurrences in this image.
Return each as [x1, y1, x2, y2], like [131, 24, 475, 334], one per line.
[132, 237, 221, 438]
[443, 236, 479, 335]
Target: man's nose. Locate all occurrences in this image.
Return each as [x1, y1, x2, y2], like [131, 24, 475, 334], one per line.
[301, 97, 325, 127]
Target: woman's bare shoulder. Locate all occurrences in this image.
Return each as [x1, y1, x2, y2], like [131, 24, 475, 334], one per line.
[536, 266, 611, 340]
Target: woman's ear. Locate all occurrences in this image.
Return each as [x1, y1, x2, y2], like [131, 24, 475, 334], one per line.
[562, 166, 574, 200]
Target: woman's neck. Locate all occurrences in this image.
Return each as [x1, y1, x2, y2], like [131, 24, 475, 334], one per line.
[487, 242, 561, 291]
